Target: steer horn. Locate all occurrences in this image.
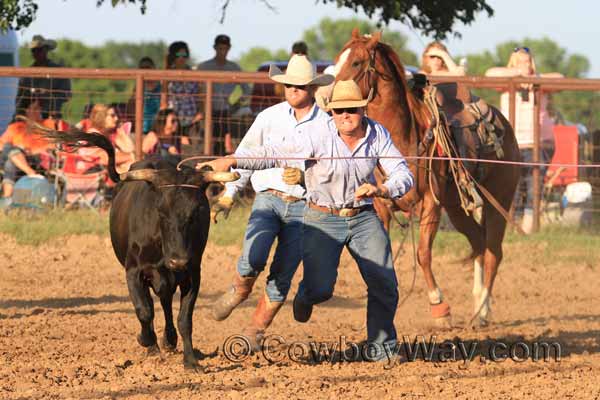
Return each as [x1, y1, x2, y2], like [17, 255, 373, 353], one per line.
[120, 169, 157, 182]
[201, 171, 240, 183]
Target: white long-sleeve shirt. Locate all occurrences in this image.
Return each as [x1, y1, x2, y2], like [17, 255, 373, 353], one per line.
[223, 101, 330, 199]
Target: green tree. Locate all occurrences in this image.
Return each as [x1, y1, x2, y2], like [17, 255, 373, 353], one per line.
[460, 37, 594, 128]
[302, 17, 418, 66]
[2, 0, 493, 39]
[238, 46, 288, 72]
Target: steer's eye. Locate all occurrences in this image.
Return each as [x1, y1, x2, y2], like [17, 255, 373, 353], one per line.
[352, 61, 361, 68]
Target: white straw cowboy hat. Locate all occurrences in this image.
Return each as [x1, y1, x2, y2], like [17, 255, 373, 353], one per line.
[324, 80, 369, 109]
[29, 35, 57, 50]
[269, 55, 334, 86]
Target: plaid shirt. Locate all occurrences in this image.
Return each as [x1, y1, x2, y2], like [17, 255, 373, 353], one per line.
[167, 81, 200, 127]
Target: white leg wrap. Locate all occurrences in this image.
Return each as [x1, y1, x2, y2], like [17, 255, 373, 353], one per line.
[472, 259, 484, 314]
[428, 287, 443, 305]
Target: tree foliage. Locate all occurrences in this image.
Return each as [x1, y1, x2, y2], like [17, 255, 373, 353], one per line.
[238, 47, 288, 72]
[317, 0, 493, 39]
[461, 37, 594, 128]
[1, 0, 492, 39]
[302, 17, 418, 66]
[237, 18, 418, 72]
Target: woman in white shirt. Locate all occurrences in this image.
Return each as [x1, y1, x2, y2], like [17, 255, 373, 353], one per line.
[486, 47, 563, 231]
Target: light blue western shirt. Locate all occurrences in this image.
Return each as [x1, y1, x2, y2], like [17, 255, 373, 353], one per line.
[235, 116, 414, 208]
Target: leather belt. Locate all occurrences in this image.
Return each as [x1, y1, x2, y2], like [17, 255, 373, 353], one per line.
[264, 189, 303, 203]
[308, 202, 371, 217]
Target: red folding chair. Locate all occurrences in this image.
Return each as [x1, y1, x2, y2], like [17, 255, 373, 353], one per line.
[53, 151, 105, 209]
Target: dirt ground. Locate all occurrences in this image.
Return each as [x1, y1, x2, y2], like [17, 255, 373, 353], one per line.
[1, 232, 600, 400]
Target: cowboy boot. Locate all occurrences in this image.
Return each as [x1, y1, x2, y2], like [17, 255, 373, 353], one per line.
[211, 274, 257, 321]
[241, 294, 283, 352]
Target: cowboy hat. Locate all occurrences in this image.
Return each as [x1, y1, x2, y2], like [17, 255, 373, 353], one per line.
[269, 55, 334, 87]
[324, 80, 369, 109]
[29, 35, 57, 50]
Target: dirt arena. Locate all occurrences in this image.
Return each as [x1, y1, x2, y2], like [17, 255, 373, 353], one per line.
[1, 231, 600, 399]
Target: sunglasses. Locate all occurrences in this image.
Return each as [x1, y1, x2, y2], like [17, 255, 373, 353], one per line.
[332, 107, 359, 115]
[284, 84, 307, 90]
[175, 52, 189, 58]
[513, 47, 530, 53]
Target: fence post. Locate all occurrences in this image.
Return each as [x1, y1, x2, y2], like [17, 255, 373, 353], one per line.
[508, 80, 516, 129]
[532, 86, 542, 233]
[204, 81, 213, 156]
[135, 74, 144, 160]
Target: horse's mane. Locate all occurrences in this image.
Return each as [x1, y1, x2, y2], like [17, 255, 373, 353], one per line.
[374, 42, 430, 132]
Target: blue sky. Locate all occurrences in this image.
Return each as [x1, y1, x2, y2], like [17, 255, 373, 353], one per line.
[15, 0, 600, 76]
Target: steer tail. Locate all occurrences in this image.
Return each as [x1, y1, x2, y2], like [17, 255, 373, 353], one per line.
[22, 117, 121, 183]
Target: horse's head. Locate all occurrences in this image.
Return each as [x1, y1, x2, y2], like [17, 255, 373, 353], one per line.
[333, 28, 436, 206]
[333, 29, 383, 100]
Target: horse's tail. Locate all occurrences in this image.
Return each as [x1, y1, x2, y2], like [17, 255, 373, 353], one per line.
[21, 116, 121, 183]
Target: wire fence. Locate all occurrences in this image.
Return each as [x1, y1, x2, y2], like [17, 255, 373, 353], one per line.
[1, 66, 600, 233]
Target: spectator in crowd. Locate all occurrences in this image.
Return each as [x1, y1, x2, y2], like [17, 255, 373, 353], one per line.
[486, 47, 563, 233]
[419, 42, 473, 106]
[15, 35, 72, 120]
[142, 108, 188, 165]
[133, 57, 162, 134]
[163, 41, 201, 135]
[79, 104, 135, 176]
[0, 94, 54, 207]
[291, 41, 308, 56]
[197, 34, 251, 155]
[420, 42, 466, 76]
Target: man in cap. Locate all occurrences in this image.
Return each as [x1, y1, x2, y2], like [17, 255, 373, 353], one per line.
[209, 54, 334, 350]
[197, 34, 251, 155]
[200, 80, 413, 361]
[15, 35, 72, 120]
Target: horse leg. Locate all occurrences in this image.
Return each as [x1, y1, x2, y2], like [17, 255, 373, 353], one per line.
[444, 204, 487, 325]
[474, 200, 511, 327]
[417, 192, 450, 326]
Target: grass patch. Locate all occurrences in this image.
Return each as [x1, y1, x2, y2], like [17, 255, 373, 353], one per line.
[0, 209, 108, 246]
[1, 203, 599, 268]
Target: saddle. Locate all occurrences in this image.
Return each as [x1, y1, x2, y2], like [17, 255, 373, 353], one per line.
[424, 83, 506, 222]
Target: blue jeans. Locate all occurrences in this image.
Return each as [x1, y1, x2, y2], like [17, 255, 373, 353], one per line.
[1, 145, 41, 186]
[297, 206, 399, 349]
[237, 192, 305, 302]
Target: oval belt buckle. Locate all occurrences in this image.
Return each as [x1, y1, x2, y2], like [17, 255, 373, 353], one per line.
[339, 208, 351, 217]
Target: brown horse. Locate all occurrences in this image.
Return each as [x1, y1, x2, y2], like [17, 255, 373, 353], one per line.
[333, 29, 520, 327]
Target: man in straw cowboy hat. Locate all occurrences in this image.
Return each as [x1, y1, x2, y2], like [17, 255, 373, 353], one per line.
[15, 35, 72, 120]
[200, 79, 413, 360]
[209, 54, 333, 350]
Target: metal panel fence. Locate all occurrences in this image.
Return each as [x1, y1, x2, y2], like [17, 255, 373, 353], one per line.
[2, 66, 600, 232]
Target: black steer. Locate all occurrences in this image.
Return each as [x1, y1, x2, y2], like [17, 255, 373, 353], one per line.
[38, 127, 238, 370]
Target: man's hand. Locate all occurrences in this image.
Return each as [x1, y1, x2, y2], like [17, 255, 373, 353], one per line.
[282, 167, 304, 185]
[354, 183, 390, 200]
[211, 196, 234, 224]
[196, 157, 236, 173]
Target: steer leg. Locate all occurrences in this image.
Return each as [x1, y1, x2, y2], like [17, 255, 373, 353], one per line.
[160, 289, 178, 352]
[178, 266, 201, 370]
[126, 267, 158, 354]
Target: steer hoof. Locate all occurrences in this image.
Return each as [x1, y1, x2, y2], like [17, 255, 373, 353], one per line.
[183, 356, 202, 372]
[137, 333, 158, 348]
[146, 344, 161, 356]
[162, 330, 178, 352]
